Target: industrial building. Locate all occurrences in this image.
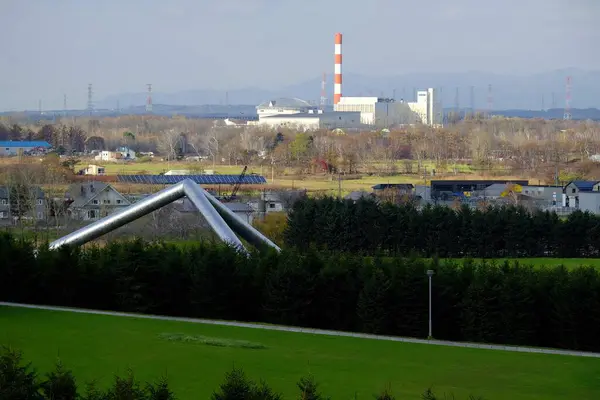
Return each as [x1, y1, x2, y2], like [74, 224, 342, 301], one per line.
[0, 141, 51, 156]
[431, 179, 529, 200]
[257, 110, 361, 131]
[333, 92, 439, 127]
[254, 33, 440, 131]
[256, 98, 315, 118]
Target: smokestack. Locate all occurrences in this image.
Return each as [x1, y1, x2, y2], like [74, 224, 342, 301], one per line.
[334, 33, 342, 105]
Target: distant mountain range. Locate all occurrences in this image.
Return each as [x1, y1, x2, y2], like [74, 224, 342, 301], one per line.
[98, 68, 600, 111]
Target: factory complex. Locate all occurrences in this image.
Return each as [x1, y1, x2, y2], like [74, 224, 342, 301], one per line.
[251, 33, 441, 131]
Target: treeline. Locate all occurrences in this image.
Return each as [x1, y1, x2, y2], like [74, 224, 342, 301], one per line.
[0, 123, 88, 153]
[1, 234, 599, 352]
[285, 198, 600, 257]
[0, 347, 481, 400]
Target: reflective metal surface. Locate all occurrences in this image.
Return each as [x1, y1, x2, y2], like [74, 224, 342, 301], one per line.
[49, 182, 186, 249]
[180, 180, 245, 251]
[204, 189, 281, 252]
[48, 178, 281, 253]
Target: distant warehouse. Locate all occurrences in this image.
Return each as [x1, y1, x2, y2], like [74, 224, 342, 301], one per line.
[0, 141, 52, 156]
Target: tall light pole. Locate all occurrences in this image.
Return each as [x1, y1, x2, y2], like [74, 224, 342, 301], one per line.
[427, 269, 435, 339]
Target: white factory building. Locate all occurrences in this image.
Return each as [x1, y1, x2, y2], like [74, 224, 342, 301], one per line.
[334, 89, 439, 127]
[253, 90, 440, 131]
[253, 97, 362, 131]
[257, 110, 361, 131]
[256, 98, 315, 118]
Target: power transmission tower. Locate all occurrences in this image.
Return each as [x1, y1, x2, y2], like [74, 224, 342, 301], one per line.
[87, 84, 94, 115]
[146, 84, 153, 113]
[320, 72, 326, 109]
[469, 86, 475, 117]
[454, 87, 460, 113]
[486, 84, 493, 119]
[563, 76, 572, 120]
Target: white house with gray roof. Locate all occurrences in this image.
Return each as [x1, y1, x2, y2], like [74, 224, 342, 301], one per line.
[66, 182, 130, 220]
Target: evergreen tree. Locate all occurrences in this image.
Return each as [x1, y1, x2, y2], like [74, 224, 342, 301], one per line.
[374, 384, 395, 400]
[0, 346, 42, 400]
[146, 376, 176, 400]
[211, 367, 254, 400]
[80, 382, 108, 400]
[356, 265, 393, 334]
[296, 374, 328, 400]
[253, 380, 283, 400]
[105, 370, 146, 400]
[40, 359, 78, 400]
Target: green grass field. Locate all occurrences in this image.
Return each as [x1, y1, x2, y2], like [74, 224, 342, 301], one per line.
[440, 258, 600, 269]
[74, 160, 527, 195]
[1, 307, 599, 399]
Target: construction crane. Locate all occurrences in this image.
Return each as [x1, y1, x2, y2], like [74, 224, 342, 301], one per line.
[223, 166, 248, 201]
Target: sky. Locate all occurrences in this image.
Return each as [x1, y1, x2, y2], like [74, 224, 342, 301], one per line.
[0, 0, 598, 110]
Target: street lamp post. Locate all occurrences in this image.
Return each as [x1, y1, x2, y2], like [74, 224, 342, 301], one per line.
[427, 269, 435, 339]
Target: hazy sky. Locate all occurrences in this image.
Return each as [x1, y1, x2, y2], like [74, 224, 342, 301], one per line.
[1, 0, 598, 110]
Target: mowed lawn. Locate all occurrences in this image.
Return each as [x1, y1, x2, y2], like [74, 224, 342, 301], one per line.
[441, 258, 600, 269]
[1, 307, 599, 399]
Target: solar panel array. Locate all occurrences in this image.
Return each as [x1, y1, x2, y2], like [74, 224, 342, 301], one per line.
[117, 174, 267, 185]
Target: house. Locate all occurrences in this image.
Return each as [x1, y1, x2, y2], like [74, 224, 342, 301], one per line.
[173, 197, 255, 224]
[66, 182, 131, 220]
[116, 146, 136, 160]
[224, 202, 254, 224]
[430, 179, 529, 200]
[0, 185, 46, 224]
[82, 164, 106, 175]
[414, 185, 431, 201]
[564, 180, 598, 195]
[475, 183, 511, 199]
[223, 118, 248, 127]
[0, 186, 9, 222]
[164, 170, 192, 175]
[345, 191, 377, 202]
[0, 141, 52, 156]
[95, 151, 122, 162]
[520, 185, 562, 204]
[248, 190, 307, 214]
[577, 192, 600, 214]
[372, 183, 414, 194]
[94, 147, 136, 162]
[562, 181, 600, 208]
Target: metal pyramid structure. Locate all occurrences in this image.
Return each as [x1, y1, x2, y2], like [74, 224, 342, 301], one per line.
[48, 178, 280, 254]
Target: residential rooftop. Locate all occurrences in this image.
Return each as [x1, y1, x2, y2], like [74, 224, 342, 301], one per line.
[0, 141, 51, 148]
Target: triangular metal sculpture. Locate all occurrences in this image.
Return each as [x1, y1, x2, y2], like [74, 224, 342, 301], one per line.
[48, 178, 280, 254]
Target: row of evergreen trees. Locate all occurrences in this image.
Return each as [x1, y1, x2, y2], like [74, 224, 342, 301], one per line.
[1, 347, 482, 400]
[284, 198, 600, 257]
[1, 234, 599, 352]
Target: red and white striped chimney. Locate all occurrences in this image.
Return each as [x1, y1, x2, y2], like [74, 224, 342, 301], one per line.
[334, 33, 342, 105]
